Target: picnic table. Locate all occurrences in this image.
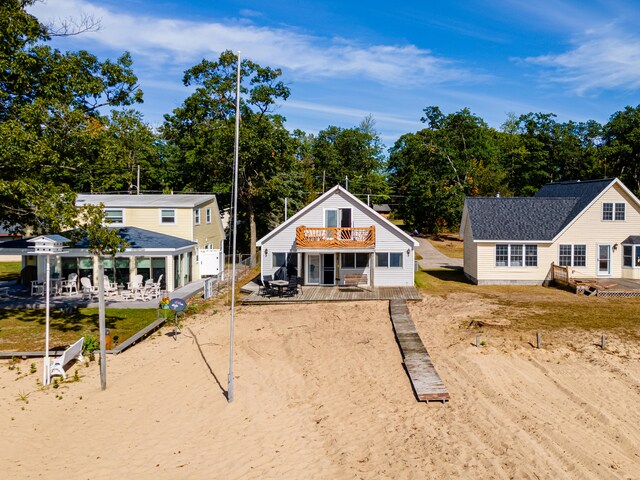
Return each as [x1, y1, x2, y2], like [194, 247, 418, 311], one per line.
[270, 279, 289, 297]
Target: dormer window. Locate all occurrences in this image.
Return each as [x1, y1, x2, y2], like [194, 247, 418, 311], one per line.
[602, 202, 625, 221]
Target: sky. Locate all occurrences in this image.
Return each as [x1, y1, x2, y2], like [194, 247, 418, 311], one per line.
[29, 0, 640, 145]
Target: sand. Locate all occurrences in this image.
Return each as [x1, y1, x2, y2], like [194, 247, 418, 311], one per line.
[1, 294, 639, 479]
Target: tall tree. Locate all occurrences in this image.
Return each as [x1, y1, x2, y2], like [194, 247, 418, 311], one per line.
[0, 0, 143, 233]
[162, 51, 304, 257]
[602, 105, 640, 194]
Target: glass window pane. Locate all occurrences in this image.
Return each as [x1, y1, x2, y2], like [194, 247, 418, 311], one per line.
[136, 258, 150, 268]
[376, 252, 388, 267]
[602, 203, 613, 221]
[496, 244, 508, 266]
[525, 245, 537, 267]
[623, 245, 632, 267]
[390, 253, 403, 268]
[559, 245, 572, 266]
[615, 203, 625, 221]
[510, 245, 523, 267]
[325, 210, 337, 228]
[161, 209, 176, 223]
[272, 252, 286, 267]
[105, 209, 123, 223]
[151, 257, 166, 268]
[355, 253, 369, 268]
[573, 245, 586, 267]
[341, 253, 355, 268]
[636, 246, 640, 267]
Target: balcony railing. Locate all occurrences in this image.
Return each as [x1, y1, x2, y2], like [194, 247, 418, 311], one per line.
[296, 226, 375, 249]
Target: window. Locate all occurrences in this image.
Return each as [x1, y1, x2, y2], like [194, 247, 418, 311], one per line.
[375, 252, 402, 268]
[272, 252, 286, 267]
[342, 253, 369, 269]
[603, 202, 625, 221]
[104, 209, 123, 224]
[525, 245, 538, 267]
[495, 244, 508, 267]
[160, 209, 176, 224]
[206, 208, 212, 224]
[636, 246, 640, 267]
[325, 209, 337, 228]
[496, 244, 537, 267]
[375, 252, 389, 267]
[623, 245, 632, 267]
[194, 208, 200, 225]
[558, 244, 586, 267]
[573, 245, 586, 267]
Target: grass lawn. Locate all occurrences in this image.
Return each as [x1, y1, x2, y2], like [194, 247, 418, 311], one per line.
[417, 267, 640, 339]
[427, 234, 464, 259]
[0, 262, 21, 282]
[0, 308, 157, 352]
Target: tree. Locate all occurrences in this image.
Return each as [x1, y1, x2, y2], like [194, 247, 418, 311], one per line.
[162, 51, 305, 258]
[0, 0, 143, 233]
[602, 105, 640, 194]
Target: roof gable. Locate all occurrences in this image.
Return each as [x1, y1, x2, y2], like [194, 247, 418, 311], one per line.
[465, 178, 639, 242]
[257, 186, 417, 247]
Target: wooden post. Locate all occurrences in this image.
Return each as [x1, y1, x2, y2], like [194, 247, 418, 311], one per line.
[476, 334, 481, 348]
[536, 332, 541, 349]
[601, 335, 606, 350]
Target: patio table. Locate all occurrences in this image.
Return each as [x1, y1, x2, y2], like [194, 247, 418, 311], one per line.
[270, 279, 289, 297]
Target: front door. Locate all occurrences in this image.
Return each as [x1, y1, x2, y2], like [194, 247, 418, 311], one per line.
[322, 253, 335, 285]
[597, 244, 611, 275]
[307, 254, 320, 285]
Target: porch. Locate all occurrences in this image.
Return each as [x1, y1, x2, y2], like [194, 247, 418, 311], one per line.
[240, 284, 421, 304]
[552, 264, 640, 296]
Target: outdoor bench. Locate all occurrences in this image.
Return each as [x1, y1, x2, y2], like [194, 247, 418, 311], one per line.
[49, 336, 84, 381]
[342, 273, 369, 288]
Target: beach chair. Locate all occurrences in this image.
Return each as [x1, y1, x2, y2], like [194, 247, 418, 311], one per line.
[103, 278, 118, 297]
[80, 277, 98, 300]
[60, 273, 78, 296]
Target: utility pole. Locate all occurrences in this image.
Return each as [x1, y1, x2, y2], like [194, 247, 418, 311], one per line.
[136, 165, 140, 194]
[322, 170, 325, 193]
[284, 197, 288, 221]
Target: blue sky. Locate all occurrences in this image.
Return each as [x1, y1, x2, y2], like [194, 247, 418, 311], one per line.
[30, 0, 640, 145]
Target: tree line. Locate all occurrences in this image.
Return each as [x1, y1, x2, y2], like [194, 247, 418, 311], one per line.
[2, 0, 640, 254]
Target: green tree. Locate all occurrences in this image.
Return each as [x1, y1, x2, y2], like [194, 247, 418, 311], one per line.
[161, 51, 304, 258]
[0, 0, 143, 233]
[602, 105, 640, 194]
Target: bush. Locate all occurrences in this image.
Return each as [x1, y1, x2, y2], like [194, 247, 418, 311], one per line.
[83, 335, 99, 354]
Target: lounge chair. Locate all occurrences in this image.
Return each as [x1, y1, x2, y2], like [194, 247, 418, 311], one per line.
[80, 277, 98, 300]
[60, 273, 78, 296]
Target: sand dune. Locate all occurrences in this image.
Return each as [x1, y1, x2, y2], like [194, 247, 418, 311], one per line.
[1, 296, 639, 479]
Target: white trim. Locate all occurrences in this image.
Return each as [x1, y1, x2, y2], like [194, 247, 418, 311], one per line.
[596, 243, 612, 276]
[194, 208, 201, 225]
[257, 185, 418, 247]
[557, 243, 587, 268]
[494, 243, 539, 268]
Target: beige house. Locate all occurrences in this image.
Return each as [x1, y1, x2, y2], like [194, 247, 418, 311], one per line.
[74, 194, 226, 289]
[460, 178, 640, 285]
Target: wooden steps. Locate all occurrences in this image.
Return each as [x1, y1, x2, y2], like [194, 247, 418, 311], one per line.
[389, 300, 449, 403]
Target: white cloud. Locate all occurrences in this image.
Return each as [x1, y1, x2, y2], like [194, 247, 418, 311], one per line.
[29, 0, 477, 86]
[525, 29, 640, 94]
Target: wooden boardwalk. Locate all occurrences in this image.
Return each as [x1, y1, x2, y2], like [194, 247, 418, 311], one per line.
[240, 285, 421, 304]
[389, 299, 449, 402]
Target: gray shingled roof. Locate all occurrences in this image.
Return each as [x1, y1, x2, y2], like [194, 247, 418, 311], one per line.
[621, 236, 640, 245]
[0, 227, 195, 251]
[467, 178, 615, 241]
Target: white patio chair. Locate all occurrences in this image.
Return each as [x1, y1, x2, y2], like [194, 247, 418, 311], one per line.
[103, 278, 119, 297]
[60, 273, 78, 296]
[80, 277, 98, 300]
[31, 281, 44, 296]
[127, 274, 144, 291]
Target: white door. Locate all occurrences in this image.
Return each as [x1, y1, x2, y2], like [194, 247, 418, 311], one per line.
[597, 244, 611, 276]
[307, 254, 320, 285]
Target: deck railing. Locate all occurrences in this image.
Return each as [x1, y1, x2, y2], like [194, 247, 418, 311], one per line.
[552, 263, 571, 285]
[296, 226, 375, 249]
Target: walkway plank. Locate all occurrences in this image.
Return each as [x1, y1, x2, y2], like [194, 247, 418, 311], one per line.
[389, 299, 449, 403]
[241, 285, 421, 304]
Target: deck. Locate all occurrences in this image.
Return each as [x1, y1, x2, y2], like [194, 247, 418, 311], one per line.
[573, 278, 640, 297]
[389, 299, 449, 402]
[240, 285, 421, 304]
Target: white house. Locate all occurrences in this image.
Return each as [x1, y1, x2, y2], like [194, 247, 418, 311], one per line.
[460, 178, 640, 285]
[257, 185, 418, 287]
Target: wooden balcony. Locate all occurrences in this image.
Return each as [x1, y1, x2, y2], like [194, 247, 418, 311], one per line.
[296, 226, 375, 249]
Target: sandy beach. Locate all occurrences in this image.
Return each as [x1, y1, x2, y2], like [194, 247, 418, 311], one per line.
[1, 295, 639, 479]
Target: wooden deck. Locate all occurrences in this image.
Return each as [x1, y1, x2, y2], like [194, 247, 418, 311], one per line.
[389, 299, 449, 402]
[573, 278, 640, 297]
[240, 285, 421, 304]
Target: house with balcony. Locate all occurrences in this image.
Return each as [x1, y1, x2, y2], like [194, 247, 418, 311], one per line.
[257, 185, 418, 287]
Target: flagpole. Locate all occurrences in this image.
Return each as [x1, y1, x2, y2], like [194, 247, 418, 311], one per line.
[228, 51, 241, 403]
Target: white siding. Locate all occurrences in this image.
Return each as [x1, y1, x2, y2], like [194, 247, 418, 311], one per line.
[260, 190, 414, 286]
